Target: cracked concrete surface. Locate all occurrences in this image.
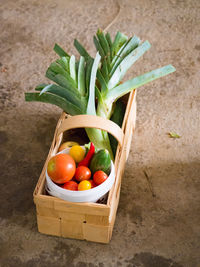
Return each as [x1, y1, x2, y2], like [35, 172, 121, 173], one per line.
[0, 0, 200, 266]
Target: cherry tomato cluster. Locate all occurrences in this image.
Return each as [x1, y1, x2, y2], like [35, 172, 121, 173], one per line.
[47, 142, 109, 192]
[65, 166, 108, 191]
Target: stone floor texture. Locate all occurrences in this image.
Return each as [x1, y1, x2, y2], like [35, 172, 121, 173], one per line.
[0, 0, 200, 266]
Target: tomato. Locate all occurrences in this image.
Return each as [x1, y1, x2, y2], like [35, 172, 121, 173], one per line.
[62, 181, 78, 191]
[88, 180, 96, 188]
[93, 170, 108, 185]
[75, 166, 91, 182]
[78, 180, 91, 191]
[47, 153, 76, 184]
[58, 141, 79, 152]
[69, 145, 85, 163]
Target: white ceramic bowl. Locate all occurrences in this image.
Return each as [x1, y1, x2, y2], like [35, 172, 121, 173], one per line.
[45, 147, 115, 203]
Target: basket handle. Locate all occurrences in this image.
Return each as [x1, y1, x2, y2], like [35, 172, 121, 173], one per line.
[56, 114, 124, 147]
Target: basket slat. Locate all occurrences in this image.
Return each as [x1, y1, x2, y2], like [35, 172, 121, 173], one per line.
[82, 223, 111, 243]
[37, 215, 61, 236]
[61, 220, 84, 240]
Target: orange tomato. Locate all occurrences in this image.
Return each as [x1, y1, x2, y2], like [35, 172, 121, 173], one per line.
[93, 170, 108, 185]
[62, 181, 78, 191]
[47, 153, 76, 184]
[78, 180, 92, 191]
[75, 166, 91, 182]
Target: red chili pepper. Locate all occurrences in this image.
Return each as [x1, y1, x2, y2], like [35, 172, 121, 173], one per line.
[78, 142, 95, 167]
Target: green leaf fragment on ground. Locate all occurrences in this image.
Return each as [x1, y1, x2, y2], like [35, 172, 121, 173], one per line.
[168, 132, 181, 138]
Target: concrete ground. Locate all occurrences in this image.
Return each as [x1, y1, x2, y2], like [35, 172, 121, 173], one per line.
[0, 0, 200, 266]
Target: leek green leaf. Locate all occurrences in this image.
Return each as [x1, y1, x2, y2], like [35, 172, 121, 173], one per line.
[54, 43, 69, 57]
[46, 69, 77, 91]
[112, 31, 128, 56]
[39, 84, 86, 111]
[86, 52, 101, 115]
[25, 92, 83, 115]
[101, 58, 109, 83]
[97, 29, 110, 57]
[35, 84, 49, 91]
[97, 70, 108, 94]
[106, 64, 176, 103]
[111, 40, 128, 67]
[93, 36, 105, 58]
[48, 62, 68, 76]
[74, 39, 92, 61]
[78, 56, 86, 96]
[85, 58, 94, 95]
[111, 35, 140, 75]
[108, 41, 151, 89]
[56, 57, 69, 72]
[69, 55, 77, 83]
[105, 32, 112, 47]
[105, 32, 113, 61]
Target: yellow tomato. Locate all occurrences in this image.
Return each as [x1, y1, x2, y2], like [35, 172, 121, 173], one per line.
[78, 180, 91, 191]
[69, 145, 85, 163]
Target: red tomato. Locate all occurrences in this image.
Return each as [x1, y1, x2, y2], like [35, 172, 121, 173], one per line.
[88, 180, 96, 188]
[62, 181, 78, 191]
[47, 153, 76, 184]
[75, 166, 91, 182]
[93, 170, 108, 185]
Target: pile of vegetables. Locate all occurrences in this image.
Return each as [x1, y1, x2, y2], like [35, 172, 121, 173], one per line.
[47, 142, 111, 191]
[25, 29, 175, 159]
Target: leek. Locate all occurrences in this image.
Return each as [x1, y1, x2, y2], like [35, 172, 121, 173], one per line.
[25, 29, 176, 160]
